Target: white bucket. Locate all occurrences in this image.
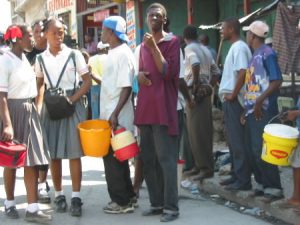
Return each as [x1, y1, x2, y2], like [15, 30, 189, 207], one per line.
[264, 124, 299, 139]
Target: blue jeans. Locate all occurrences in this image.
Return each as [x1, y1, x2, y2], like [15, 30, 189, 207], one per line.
[245, 111, 282, 196]
[90, 85, 100, 119]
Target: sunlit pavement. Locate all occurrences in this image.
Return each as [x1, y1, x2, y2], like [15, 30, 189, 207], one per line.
[0, 157, 271, 225]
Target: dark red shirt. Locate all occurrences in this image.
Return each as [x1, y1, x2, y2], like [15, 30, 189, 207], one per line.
[134, 35, 180, 135]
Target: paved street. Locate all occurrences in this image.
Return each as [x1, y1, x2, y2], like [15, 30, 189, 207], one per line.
[0, 157, 271, 225]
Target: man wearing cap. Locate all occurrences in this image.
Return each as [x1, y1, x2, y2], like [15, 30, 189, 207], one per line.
[100, 15, 137, 214]
[134, 3, 180, 222]
[243, 20, 283, 201]
[88, 41, 109, 119]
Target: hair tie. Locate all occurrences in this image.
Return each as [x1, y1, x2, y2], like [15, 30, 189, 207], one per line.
[4, 26, 23, 43]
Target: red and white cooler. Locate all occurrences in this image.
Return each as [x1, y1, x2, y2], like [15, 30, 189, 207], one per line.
[111, 127, 140, 162]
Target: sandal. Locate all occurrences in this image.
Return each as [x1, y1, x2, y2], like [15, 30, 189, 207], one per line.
[294, 207, 300, 214]
[276, 200, 300, 209]
[261, 193, 283, 203]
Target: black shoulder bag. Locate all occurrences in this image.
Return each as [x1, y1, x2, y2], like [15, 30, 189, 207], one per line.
[38, 51, 77, 120]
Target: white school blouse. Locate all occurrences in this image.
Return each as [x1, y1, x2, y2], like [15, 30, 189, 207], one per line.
[0, 51, 37, 99]
[35, 44, 89, 90]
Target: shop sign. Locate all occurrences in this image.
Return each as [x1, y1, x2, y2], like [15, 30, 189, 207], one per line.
[94, 9, 110, 22]
[48, 0, 73, 12]
[126, 0, 136, 49]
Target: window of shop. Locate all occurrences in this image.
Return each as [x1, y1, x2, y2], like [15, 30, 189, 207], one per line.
[60, 11, 71, 35]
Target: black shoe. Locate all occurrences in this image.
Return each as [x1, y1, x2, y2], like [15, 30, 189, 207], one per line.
[38, 184, 51, 204]
[45, 181, 50, 192]
[224, 181, 252, 191]
[130, 196, 139, 208]
[70, 197, 83, 217]
[261, 193, 283, 203]
[142, 208, 163, 216]
[183, 168, 200, 176]
[160, 213, 179, 222]
[5, 206, 19, 219]
[219, 176, 236, 186]
[54, 195, 67, 213]
[251, 189, 264, 197]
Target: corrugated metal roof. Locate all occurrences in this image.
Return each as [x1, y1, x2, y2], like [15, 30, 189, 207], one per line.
[199, 0, 280, 30]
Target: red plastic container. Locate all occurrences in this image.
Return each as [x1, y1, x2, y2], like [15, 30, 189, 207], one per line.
[0, 141, 27, 168]
[114, 143, 140, 162]
[111, 128, 140, 162]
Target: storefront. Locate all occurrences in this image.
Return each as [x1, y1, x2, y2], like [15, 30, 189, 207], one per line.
[77, 0, 121, 48]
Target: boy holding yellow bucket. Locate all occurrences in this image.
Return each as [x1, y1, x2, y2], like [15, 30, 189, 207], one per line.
[243, 21, 283, 202]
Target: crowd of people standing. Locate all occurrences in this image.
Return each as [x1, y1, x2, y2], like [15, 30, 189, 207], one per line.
[1, 1, 300, 224]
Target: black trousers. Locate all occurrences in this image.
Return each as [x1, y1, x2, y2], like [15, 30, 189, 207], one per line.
[103, 147, 135, 206]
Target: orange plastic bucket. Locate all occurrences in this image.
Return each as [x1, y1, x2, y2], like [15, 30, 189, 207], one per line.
[78, 120, 111, 157]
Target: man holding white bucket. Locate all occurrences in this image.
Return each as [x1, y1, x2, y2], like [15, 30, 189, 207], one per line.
[243, 20, 283, 201]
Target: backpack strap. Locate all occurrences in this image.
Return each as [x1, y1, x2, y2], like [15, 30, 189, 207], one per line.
[55, 51, 76, 89]
[70, 52, 76, 93]
[38, 51, 77, 90]
[37, 55, 54, 89]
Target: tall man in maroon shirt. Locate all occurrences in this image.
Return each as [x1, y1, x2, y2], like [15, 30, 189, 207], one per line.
[134, 3, 180, 222]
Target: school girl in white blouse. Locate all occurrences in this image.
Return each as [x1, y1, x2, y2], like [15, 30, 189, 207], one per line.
[0, 24, 51, 223]
[35, 17, 91, 217]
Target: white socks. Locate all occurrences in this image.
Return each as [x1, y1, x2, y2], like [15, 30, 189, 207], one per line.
[72, 192, 80, 199]
[38, 182, 47, 190]
[55, 190, 80, 198]
[4, 200, 16, 209]
[55, 190, 64, 198]
[27, 203, 39, 213]
[5, 200, 40, 213]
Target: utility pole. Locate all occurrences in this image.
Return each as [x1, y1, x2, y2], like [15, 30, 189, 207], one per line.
[244, 0, 251, 15]
[187, 0, 193, 24]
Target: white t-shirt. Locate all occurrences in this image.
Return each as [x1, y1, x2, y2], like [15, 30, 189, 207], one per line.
[219, 40, 252, 103]
[100, 43, 136, 132]
[133, 44, 141, 75]
[184, 42, 220, 87]
[0, 51, 37, 99]
[177, 49, 185, 110]
[35, 44, 89, 90]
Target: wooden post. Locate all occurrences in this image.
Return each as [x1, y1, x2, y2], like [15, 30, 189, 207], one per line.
[137, 0, 144, 41]
[244, 0, 250, 15]
[187, 0, 193, 24]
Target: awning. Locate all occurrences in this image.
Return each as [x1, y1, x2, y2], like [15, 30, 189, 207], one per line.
[199, 0, 281, 30]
